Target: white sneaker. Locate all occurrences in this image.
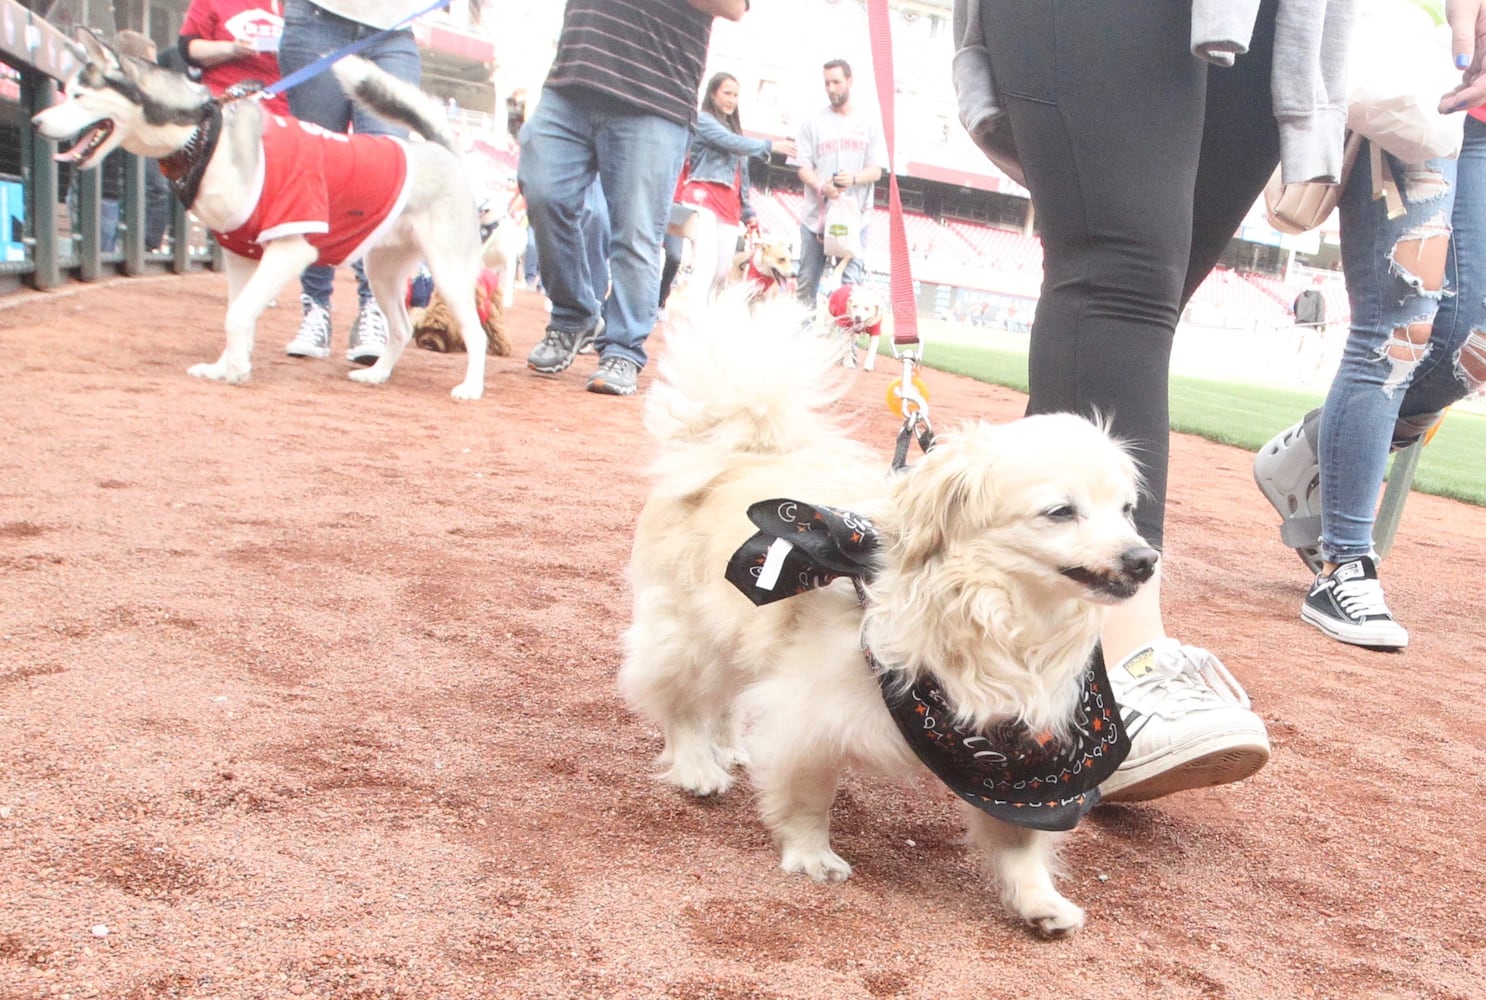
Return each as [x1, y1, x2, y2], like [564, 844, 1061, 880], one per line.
[347, 302, 388, 366]
[1099, 640, 1270, 803]
[285, 295, 331, 359]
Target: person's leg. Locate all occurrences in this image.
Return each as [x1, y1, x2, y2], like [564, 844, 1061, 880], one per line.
[518, 88, 603, 372]
[278, 0, 354, 350]
[1396, 115, 1486, 425]
[1104, 0, 1282, 662]
[99, 199, 120, 255]
[582, 179, 611, 311]
[328, 26, 423, 361]
[1320, 147, 1458, 565]
[685, 206, 721, 312]
[658, 231, 683, 307]
[984, 0, 1270, 801]
[795, 224, 826, 306]
[588, 103, 690, 377]
[712, 220, 742, 293]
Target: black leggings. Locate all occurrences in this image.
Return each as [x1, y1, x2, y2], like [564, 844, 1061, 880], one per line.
[983, 0, 1281, 548]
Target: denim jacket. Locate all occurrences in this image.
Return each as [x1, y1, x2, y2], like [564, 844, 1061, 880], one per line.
[685, 111, 775, 215]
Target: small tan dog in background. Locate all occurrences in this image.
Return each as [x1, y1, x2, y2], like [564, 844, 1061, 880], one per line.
[727, 238, 794, 301]
[619, 290, 1158, 936]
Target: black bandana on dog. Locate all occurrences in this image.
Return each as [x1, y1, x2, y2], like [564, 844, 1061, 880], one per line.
[873, 649, 1127, 831]
[724, 498, 1129, 831]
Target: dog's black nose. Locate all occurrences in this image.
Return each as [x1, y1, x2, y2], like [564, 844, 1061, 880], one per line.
[1121, 546, 1160, 583]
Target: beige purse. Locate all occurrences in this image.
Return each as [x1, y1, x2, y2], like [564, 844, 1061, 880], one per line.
[1262, 132, 1364, 235]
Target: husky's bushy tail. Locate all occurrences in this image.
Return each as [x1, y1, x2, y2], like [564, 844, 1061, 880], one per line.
[644, 288, 869, 481]
[331, 56, 457, 154]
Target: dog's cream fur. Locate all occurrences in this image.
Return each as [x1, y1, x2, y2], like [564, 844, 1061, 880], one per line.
[619, 291, 1157, 935]
[480, 191, 529, 311]
[33, 31, 489, 400]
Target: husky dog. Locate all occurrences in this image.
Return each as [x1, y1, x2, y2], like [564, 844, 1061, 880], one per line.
[33, 29, 490, 400]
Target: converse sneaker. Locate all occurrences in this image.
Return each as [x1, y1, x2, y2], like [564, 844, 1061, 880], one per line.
[285, 295, 332, 359]
[528, 318, 603, 374]
[586, 355, 640, 396]
[1099, 640, 1271, 803]
[1301, 556, 1408, 650]
[347, 302, 389, 366]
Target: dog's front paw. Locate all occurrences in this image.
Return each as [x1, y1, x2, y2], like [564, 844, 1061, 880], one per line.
[450, 381, 483, 401]
[780, 846, 852, 883]
[187, 361, 250, 385]
[1005, 887, 1086, 938]
[348, 368, 390, 386]
[665, 756, 735, 798]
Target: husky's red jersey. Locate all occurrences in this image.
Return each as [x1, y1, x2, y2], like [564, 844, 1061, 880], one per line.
[215, 116, 411, 267]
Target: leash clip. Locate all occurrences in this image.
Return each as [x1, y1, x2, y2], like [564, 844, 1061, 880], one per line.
[889, 352, 934, 470]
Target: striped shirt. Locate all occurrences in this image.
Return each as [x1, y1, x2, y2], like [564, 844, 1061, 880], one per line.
[544, 0, 714, 127]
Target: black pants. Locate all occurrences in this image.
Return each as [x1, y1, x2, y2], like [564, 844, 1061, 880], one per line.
[984, 0, 1280, 548]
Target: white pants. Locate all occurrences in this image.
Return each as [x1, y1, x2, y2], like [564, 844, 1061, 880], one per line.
[685, 206, 742, 312]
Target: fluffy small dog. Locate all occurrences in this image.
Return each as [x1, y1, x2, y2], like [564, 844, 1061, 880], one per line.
[412, 269, 512, 356]
[620, 291, 1157, 936]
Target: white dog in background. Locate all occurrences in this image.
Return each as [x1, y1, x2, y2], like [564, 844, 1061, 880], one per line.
[480, 187, 531, 310]
[618, 290, 1158, 936]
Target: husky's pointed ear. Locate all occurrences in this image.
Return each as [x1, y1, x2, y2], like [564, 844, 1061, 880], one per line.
[74, 26, 119, 69]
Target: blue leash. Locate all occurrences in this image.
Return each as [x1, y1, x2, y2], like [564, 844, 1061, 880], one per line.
[260, 0, 452, 98]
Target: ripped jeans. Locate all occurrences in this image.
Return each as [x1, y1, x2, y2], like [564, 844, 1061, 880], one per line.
[1320, 115, 1486, 562]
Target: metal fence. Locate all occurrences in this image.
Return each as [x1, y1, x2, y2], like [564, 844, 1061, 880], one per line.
[1, 0, 215, 297]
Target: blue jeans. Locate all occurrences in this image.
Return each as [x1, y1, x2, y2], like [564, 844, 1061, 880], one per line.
[278, 0, 422, 310]
[518, 86, 689, 367]
[1320, 115, 1486, 562]
[795, 223, 867, 307]
[66, 184, 120, 254]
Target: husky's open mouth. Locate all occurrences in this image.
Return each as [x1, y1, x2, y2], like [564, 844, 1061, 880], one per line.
[57, 120, 115, 168]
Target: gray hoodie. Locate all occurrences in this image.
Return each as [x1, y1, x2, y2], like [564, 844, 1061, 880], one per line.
[953, 0, 1356, 185]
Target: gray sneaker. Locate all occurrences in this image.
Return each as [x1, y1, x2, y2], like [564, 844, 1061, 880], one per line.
[528, 318, 603, 374]
[586, 355, 640, 396]
[285, 295, 332, 359]
[347, 302, 388, 366]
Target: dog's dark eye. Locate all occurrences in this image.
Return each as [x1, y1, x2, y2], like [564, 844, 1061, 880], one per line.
[1123, 502, 1136, 520]
[1043, 503, 1077, 522]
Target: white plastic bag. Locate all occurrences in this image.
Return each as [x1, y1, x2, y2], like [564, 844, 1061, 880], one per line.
[823, 197, 864, 259]
[1346, 0, 1464, 164]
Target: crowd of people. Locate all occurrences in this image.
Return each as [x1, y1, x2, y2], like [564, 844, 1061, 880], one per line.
[58, 0, 1485, 813]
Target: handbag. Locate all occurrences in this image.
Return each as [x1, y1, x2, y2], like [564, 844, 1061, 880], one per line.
[1263, 131, 1364, 235]
[822, 197, 864, 259]
[1346, 0, 1464, 164]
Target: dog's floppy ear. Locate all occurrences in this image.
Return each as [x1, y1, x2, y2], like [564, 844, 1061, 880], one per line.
[74, 26, 120, 71]
[888, 436, 996, 573]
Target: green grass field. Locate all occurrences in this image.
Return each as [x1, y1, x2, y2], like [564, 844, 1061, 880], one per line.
[912, 340, 1485, 507]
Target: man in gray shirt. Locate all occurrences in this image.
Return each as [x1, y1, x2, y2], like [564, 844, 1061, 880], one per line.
[794, 59, 887, 307]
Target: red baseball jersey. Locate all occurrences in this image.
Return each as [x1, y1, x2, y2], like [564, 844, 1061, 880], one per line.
[215, 115, 411, 267]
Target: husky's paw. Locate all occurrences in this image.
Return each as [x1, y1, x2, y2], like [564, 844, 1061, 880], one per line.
[188, 361, 250, 385]
[450, 381, 483, 401]
[780, 845, 852, 883]
[348, 368, 391, 386]
[1005, 887, 1086, 938]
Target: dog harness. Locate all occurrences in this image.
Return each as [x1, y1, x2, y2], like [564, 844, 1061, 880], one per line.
[724, 498, 1130, 832]
[213, 115, 411, 267]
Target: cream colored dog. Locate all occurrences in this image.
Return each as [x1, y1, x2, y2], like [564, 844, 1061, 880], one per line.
[619, 291, 1157, 936]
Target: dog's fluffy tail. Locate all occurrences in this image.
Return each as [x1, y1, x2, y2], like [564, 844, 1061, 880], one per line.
[645, 287, 860, 462]
[331, 56, 457, 154]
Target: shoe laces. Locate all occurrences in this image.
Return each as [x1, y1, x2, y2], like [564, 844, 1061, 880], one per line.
[355, 305, 388, 347]
[297, 296, 330, 338]
[1328, 575, 1393, 620]
[1120, 641, 1252, 717]
[597, 355, 635, 376]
